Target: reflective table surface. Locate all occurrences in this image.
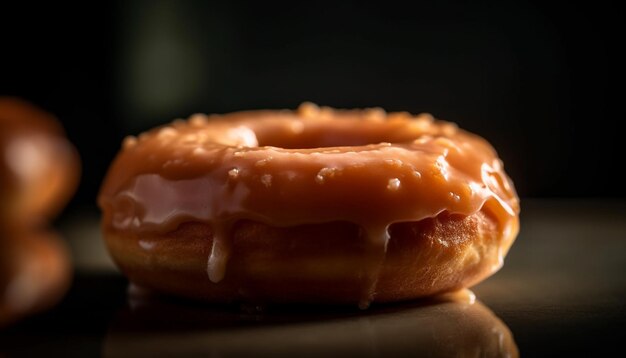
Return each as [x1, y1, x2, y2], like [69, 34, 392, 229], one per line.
[1, 199, 625, 357]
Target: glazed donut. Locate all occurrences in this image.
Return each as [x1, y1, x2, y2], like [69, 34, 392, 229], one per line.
[0, 97, 80, 229]
[0, 97, 78, 325]
[98, 103, 519, 307]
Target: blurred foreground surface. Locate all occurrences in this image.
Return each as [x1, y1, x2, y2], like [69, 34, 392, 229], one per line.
[1, 199, 624, 357]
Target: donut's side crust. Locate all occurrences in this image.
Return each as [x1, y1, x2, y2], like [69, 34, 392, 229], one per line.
[103, 207, 518, 304]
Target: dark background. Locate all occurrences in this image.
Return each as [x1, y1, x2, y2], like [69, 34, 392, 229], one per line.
[1, 0, 624, 211]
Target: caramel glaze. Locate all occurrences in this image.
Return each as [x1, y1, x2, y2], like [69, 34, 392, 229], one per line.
[98, 103, 520, 307]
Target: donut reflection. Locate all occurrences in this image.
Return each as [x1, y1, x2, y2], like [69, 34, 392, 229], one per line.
[0, 230, 72, 327]
[104, 289, 518, 357]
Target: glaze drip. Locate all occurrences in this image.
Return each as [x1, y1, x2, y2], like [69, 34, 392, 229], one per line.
[207, 221, 233, 283]
[359, 224, 391, 309]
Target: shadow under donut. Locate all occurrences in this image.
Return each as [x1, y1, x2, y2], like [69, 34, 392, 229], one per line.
[103, 288, 518, 357]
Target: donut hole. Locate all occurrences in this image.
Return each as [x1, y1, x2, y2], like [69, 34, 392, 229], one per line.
[252, 120, 422, 149]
